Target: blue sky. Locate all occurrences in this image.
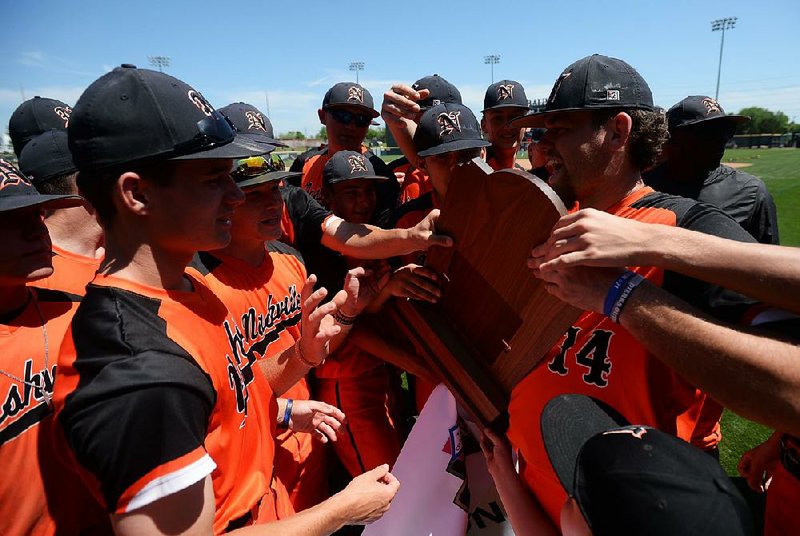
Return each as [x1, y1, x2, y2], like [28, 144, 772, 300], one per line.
[2, 0, 799, 148]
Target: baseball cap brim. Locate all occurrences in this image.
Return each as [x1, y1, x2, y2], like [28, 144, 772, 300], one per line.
[171, 135, 269, 161]
[482, 103, 530, 113]
[236, 170, 301, 189]
[673, 114, 750, 129]
[238, 131, 286, 148]
[325, 174, 387, 186]
[417, 138, 491, 158]
[0, 194, 84, 213]
[324, 102, 381, 119]
[511, 104, 656, 129]
[541, 394, 629, 495]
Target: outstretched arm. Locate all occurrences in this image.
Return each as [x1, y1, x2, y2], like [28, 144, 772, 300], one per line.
[322, 210, 452, 260]
[532, 208, 800, 314]
[380, 84, 430, 168]
[112, 465, 400, 536]
[532, 258, 800, 436]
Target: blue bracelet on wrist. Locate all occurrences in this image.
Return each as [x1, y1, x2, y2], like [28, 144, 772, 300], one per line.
[609, 273, 645, 323]
[603, 271, 637, 318]
[280, 398, 293, 429]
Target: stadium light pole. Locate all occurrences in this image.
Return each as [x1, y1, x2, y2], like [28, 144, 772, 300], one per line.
[484, 54, 500, 84]
[711, 17, 736, 100]
[148, 55, 170, 73]
[349, 61, 365, 84]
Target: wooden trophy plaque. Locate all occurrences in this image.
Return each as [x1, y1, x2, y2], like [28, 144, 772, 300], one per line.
[384, 158, 582, 429]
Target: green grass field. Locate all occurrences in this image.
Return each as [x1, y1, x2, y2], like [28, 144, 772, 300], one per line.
[717, 148, 798, 521]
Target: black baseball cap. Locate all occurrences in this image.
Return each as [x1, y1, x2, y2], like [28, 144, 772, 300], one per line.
[68, 64, 266, 173]
[667, 95, 750, 132]
[482, 80, 529, 112]
[412, 74, 462, 111]
[322, 82, 380, 118]
[9, 96, 72, 157]
[512, 54, 654, 128]
[414, 103, 491, 157]
[323, 150, 387, 187]
[0, 159, 83, 212]
[218, 102, 285, 148]
[231, 154, 300, 189]
[18, 130, 78, 186]
[542, 394, 754, 536]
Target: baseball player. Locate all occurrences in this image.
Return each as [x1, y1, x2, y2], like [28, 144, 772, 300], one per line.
[0, 159, 107, 534]
[191, 154, 336, 513]
[304, 150, 406, 478]
[385, 74, 463, 203]
[500, 54, 785, 527]
[481, 79, 530, 171]
[51, 65, 398, 534]
[17, 130, 103, 295]
[288, 82, 399, 227]
[8, 96, 72, 157]
[644, 95, 779, 245]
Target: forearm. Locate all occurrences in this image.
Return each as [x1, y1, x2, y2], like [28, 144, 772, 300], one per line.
[490, 469, 559, 536]
[620, 281, 800, 435]
[649, 226, 800, 313]
[235, 493, 350, 535]
[322, 220, 422, 259]
[261, 343, 314, 397]
[385, 118, 419, 168]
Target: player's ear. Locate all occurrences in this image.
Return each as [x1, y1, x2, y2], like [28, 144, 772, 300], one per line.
[606, 112, 633, 150]
[318, 109, 327, 126]
[480, 115, 487, 132]
[417, 157, 428, 171]
[116, 171, 150, 216]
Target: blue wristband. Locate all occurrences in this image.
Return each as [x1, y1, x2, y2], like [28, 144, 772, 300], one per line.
[280, 399, 293, 429]
[603, 271, 637, 318]
[609, 274, 645, 323]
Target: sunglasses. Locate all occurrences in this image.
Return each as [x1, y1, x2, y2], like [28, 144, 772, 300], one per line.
[329, 109, 373, 128]
[173, 110, 236, 156]
[232, 154, 286, 181]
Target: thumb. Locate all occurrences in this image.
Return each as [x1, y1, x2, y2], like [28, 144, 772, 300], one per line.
[425, 233, 453, 248]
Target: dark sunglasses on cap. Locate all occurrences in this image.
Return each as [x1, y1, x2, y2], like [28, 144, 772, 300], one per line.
[173, 110, 237, 155]
[329, 109, 373, 128]
[231, 154, 286, 180]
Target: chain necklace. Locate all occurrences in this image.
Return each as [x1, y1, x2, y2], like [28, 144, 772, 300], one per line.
[0, 290, 53, 410]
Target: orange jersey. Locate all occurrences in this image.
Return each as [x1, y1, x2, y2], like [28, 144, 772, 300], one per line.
[193, 243, 327, 513]
[31, 244, 101, 296]
[54, 272, 279, 534]
[389, 158, 432, 204]
[507, 187, 763, 525]
[0, 287, 105, 535]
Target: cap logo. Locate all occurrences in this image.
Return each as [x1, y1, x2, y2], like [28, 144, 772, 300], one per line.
[245, 111, 267, 131]
[603, 426, 648, 439]
[347, 86, 364, 104]
[607, 89, 620, 101]
[347, 154, 368, 173]
[53, 106, 72, 127]
[0, 160, 31, 191]
[436, 111, 462, 137]
[497, 84, 515, 100]
[702, 97, 721, 115]
[187, 90, 214, 117]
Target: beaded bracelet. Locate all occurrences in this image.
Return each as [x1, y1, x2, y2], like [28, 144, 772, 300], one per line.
[333, 310, 357, 326]
[609, 273, 645, 323]
[279, 399, 293, 429]
[295, 339, 323, 368]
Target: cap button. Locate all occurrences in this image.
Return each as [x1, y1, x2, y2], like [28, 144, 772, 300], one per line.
[120, 64, 137, 69]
